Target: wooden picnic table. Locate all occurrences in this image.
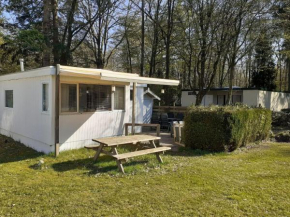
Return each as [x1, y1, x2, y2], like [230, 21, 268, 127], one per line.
[85, 135, 171, 173]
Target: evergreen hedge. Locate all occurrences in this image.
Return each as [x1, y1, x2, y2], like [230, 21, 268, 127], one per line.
[184, 105, 272, 152]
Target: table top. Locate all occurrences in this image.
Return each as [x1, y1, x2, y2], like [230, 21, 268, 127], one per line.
[92, 135, 161, 147]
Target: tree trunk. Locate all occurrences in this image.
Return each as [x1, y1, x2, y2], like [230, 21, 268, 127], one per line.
[149, 1, 160, 77]
[51, 0, 59, 65]
[125, 34, 132, 73]
[195, 93, 204, 106]
[140, 0, 145, 76]
[165, 39, 170, 79]
[226, 59, 236, 105]
[59, 0, 77, 65]
[43, 0, 51, 66]
[165, 0, 174, 80]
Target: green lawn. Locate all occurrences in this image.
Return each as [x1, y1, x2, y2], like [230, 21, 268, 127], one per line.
[0, 135, 290, 216]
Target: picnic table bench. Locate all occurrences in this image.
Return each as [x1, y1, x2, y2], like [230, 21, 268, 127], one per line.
[85, 135, 171, 173]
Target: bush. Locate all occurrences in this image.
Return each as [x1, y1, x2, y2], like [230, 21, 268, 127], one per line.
[184, 105, 272, 152]
[275, 131, 290, 142]
[272, 111, 290, 127]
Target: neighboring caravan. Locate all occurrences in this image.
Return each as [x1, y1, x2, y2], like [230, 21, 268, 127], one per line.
[0, 66, 179, 154]
[143, 88, 160, 124]
[181, 87, 290, 111]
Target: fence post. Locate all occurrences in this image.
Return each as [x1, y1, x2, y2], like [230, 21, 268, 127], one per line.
[125, 124, 128, 136]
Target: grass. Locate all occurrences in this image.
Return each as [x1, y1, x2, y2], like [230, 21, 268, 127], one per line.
[1, 135, 290, 216]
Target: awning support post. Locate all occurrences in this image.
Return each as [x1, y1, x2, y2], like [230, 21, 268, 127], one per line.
[132, 82, 137, 135]
[55, 64, 60, 156]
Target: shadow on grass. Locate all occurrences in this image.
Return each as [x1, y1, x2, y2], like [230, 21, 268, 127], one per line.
[170, 146, 219, 157]
[51, 155, 149, 174]
[51, 147, 216, 174]
[0, 135, 43, 164]
[277, 146, 290, 157]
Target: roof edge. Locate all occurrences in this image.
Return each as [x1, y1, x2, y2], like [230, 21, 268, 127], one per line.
[0, 66, 55, 81]
[144, 88, 161, 100]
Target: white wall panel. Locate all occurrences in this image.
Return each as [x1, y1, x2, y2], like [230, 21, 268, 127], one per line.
[0, 75, 54, 153]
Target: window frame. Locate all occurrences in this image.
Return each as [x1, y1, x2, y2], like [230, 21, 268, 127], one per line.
[113, 85, 126, 111]
[5, 90, 13, 108]
[60, 82, 79, 114]
[41, 82, 50, 113]
[79, 83, 112, 113]
[60, 82, 123, 115]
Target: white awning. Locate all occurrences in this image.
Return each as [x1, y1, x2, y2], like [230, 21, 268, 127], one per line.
[59, 65, 179, 86]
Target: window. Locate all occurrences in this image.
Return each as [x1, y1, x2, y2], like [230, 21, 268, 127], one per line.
[61, 84, 77, 112]
[114, 86, 125, 110]
[42, 83, 49, 112]
[232, 95, 242, 104]
[217, 95, 225, 106]
[79, 84, 111, 112]
[5, 90, 13, 108]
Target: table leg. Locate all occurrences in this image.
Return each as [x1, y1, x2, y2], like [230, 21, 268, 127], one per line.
[112, 147, 125, 174]
[93, 144, 104, 161]
[150, 140, 163, 163]
[150, 140, 157, 148]
[117, 160, 125, 174]
[156, 153, 163, 163]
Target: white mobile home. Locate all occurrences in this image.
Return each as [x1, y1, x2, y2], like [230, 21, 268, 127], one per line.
[181, 88, 290, 111]
[0, 65, 179, 154]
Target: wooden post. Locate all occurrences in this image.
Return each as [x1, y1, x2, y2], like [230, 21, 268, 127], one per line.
[125, 123, 128, 136]
[179, 124, 182, 144]
[157, 124, 160, 137]
[55, 64, 60, 157]
[156, 124, 160, 146]
[132, 82, 137, 135]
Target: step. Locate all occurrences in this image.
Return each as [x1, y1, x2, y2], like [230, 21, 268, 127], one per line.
[113, 147, 171, 160]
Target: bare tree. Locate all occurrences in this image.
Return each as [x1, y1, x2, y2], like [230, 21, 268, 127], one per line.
[43, 0, 51, 66]
[82, 0, 123, 69]
[225, 0, 270, 104]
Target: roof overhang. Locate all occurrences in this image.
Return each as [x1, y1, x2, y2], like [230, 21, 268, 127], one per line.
[59, 65, 179, 86]
[144, 88, 161, 100]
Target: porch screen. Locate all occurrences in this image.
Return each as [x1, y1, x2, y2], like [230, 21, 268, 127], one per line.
[61, 84, 77, 112]
[79, 84, 111, 112]
[114, 86, 125, 110]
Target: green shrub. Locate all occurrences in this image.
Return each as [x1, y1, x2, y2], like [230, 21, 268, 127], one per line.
[275, 131, 290, 142]
[184, 105, 272, 152]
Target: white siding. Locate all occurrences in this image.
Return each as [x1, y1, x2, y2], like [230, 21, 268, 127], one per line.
[128, 86, 144, 133]
[242, 90, 259, 107]
[243, 90, 290, 111]
[258, 91, 290, 111]
[181, 91, 196, 106]
[59, 110, 129, 151]
[204, 95, 213, 106]
[143, 95, 153, 124]
[0, 75, 54, 153]
[181, 91, 213, 106]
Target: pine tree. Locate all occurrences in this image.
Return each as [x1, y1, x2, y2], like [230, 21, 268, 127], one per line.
[252, 33, 276, 91]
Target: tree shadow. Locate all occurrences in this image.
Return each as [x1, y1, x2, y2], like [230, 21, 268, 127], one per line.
[169, 146, 222, 157]
[277, 146, 290, 157]
[0, 135, 43, 164]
